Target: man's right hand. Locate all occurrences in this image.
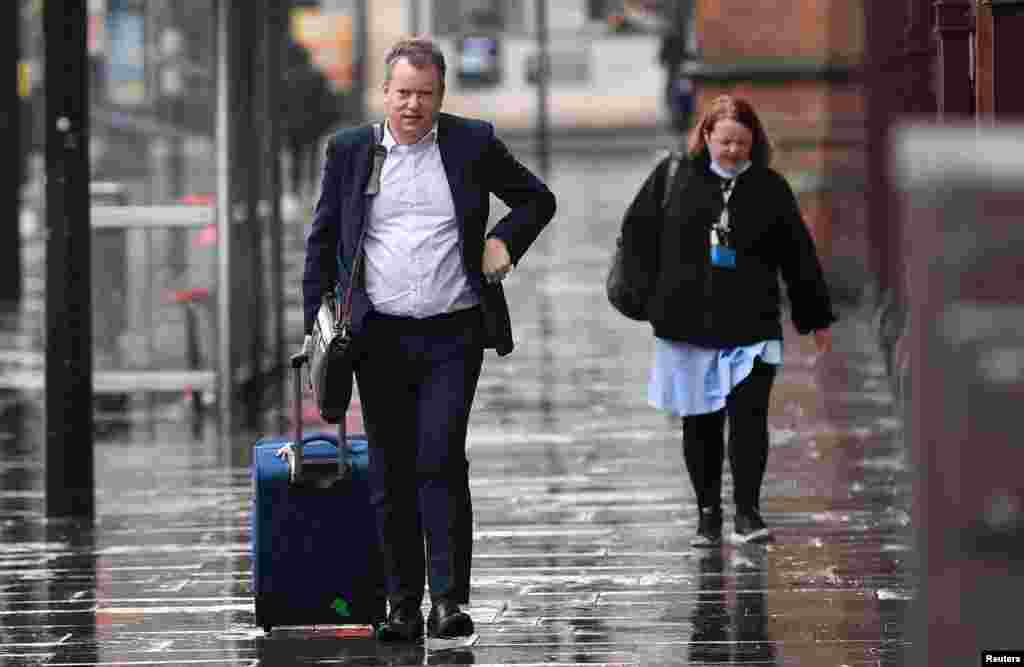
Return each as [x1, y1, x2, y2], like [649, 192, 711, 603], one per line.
[483, 237, 513, 284]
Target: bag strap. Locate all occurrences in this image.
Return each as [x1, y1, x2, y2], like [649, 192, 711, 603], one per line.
[337, 122, 387, 329]
[329, 122, 386, 466]
[661, 151, 683, 211]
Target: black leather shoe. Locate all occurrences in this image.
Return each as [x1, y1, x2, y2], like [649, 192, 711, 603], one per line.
[376, 604, 424, 642]
[427, 600, 474, 638]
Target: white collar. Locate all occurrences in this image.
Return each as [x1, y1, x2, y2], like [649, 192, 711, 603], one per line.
[383, 120, 439, 149]
[710, 159, 751, 180]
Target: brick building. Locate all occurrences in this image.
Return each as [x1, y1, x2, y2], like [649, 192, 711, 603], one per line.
[861, 2, 1024, 662]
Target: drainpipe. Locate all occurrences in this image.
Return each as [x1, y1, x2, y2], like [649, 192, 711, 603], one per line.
[933, 0, 974, 116]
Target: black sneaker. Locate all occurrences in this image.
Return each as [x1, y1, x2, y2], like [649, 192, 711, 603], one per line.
[427, 600, 474, 638]
[690, 506, 723, 548]
[730, 510, 774, 544]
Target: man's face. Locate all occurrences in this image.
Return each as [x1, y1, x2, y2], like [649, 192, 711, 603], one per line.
[383, 58, 444, 144]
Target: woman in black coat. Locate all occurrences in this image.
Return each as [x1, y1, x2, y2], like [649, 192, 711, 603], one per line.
[624, 94, 836, 546]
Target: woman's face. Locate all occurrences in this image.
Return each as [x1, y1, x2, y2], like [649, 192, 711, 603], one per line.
[704, 118, 753, 171]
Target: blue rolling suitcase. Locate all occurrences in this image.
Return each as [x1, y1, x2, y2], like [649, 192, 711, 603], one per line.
[251, 354, 386, 632]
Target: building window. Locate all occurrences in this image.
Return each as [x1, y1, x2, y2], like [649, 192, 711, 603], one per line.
[433, 0, 526, 35]
[587, 0, 620, 21]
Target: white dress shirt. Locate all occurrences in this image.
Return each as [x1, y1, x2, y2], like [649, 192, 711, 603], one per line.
[363, 121, 479, 318]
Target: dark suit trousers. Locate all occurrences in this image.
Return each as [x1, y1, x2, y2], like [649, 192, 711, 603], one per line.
[681, 358, 777, 513]
[354, 306, 483, 611]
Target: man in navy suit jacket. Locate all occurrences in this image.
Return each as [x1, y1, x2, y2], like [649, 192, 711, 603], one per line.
[302, 37, 555, 642]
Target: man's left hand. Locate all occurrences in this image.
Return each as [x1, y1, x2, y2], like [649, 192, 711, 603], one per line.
[482, 237, 513, 284]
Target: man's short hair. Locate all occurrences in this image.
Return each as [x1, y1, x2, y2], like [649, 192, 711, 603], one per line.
[385, 38, 447, 86]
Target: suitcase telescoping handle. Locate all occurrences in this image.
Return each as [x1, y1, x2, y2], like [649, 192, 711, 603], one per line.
[285, 351, 352, 487]
[290, 351, 307, 482]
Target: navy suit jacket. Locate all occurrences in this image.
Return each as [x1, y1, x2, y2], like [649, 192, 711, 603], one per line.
[303, 112, 556, 356]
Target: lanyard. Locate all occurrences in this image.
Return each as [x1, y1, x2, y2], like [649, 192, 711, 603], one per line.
[711, 177, 736, 247]
[718, 178, 736, 232]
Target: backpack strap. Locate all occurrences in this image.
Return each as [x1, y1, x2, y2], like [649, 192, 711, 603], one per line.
[661, 151, 684, 211]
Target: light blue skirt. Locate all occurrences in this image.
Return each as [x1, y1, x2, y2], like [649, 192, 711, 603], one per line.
[648, 338, 783, 417]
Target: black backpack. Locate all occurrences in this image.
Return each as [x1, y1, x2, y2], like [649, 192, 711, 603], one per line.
[606, 151, 684, 321]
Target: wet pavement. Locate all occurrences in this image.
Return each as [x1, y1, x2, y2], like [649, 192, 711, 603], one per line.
[0, 148, 914, 665]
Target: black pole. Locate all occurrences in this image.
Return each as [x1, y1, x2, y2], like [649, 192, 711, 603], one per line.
[161, 4, 188, 302]
[266, 0, 285, 399]
[535, 0, 550, 178]
[44, 0, 94, 518]
[216, 0, 240, 431]
[409, 0, 421, 35]
[242, 4, 264, 393]
[0, 1, 21, 303]
[355, 0, 368, 121]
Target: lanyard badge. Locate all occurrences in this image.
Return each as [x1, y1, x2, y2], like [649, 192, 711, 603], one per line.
[710, 178, 737, 269]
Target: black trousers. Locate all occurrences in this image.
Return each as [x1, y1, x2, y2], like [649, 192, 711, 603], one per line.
[354, 307, 484, 611]
[681, 358, 777, 513]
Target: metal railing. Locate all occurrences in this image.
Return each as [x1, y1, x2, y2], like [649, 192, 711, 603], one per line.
[90, 204, 218, 396]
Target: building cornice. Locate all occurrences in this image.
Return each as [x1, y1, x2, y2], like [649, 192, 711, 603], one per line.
[681, 58, 860, 85]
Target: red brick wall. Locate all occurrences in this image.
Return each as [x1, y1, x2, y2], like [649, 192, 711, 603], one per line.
[693, 0, 870, 291]
[698, 0, 864, 61]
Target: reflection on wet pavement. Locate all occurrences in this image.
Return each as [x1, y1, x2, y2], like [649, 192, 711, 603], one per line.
[0, 151, 913, 665]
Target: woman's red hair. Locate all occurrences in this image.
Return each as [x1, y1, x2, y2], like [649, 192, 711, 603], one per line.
[686, 94, 773, 167]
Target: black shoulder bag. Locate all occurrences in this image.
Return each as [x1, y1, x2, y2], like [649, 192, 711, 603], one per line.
[309, 123, 387, 425]
[606, 151, 683, 320]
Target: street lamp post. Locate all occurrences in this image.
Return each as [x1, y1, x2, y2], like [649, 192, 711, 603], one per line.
[266, 0, 286, 416]
[535, 0, 550, 178]
[216, 0, 236, 430]
[44, 0, 94, 518]
[1, 2, 21, 303]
